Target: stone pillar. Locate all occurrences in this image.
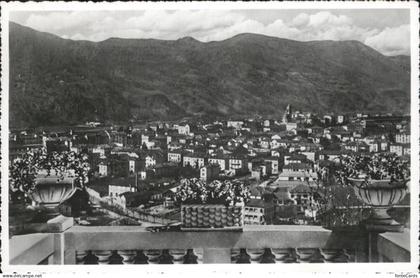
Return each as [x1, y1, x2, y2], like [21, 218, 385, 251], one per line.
[47, 215, 74, 265]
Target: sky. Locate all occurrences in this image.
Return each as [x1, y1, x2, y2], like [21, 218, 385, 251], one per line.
[10, 9, 411, 56]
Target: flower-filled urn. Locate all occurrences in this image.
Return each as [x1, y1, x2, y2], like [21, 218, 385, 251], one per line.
[347, 178, 408, 232]
[174, 178, 250, 230]
[9, 148, 90, 218]
[30, 171, 79, 216]
[336, 153, 410, 233]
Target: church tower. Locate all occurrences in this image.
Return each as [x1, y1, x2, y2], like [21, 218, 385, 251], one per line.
[282, 104, 292, 123]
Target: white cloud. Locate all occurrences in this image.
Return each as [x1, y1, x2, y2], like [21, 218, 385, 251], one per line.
[264, 19, 301, 39]
[25, 11, 106, 32]
[308, 11, 353, 28]
[20, 10, 410, 56]
[291, 13, 309, 28]
[364, 24, 410, 56]
[199, 19, 265, 41]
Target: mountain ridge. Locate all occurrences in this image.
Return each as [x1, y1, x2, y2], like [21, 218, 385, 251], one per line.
[9, 22, 410, 128]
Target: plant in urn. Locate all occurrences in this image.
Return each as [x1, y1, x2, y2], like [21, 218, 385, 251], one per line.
[336, 153, 409, 232]
[174, 178, 250, 230]
[9, 148, 90, 219]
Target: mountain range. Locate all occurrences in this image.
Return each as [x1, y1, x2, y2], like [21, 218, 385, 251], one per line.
[9, 22, 410, 128]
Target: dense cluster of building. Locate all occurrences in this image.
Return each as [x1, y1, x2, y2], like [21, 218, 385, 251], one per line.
[9, 105, 410, 225]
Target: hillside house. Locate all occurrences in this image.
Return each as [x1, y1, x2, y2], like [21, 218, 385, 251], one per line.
[167, 150, 183, 163]
[200, 164, 220, 181]
[208, 156, 227, 171]
[183, 153, 206, 168]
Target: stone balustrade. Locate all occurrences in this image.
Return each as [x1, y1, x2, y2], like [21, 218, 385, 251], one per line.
[75, 249, 202, 264]
[71, 248, 355, 264]
[9, 220, 411, 265]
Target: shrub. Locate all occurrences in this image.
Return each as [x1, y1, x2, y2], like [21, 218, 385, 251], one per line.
[335, 152, 410, 184]
[9, 148, 90, 195]
[174, 178, 250, 206]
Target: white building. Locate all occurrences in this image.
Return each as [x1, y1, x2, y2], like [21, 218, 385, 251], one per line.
[98, 162, 108, 176]
[208, 157, 226, 171]
[286, 122, 298, 131]
[129, 159, 136, 174]
[276, 171, 317, 182]
[227, 121, 244, 129]
[141, 134, 150, 144]
[389, 143, 410, 156]
[145, 155, 157, 168]
[175, 124, 190, 135]
[244, 205, 265, 225]
[395, 132, 410, 144]
[183, 154, 206, 168]
[244, 199, 275, 225]
[300, 151, 316, 162]
[167, 151, 182, 163]
[109, 184, 137, 198]
[337, 115, 345, 124]
[228, 157, 245, 171]
[92, 147, 106, 158]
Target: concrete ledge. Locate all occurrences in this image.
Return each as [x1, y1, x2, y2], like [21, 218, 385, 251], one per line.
[377, 229, 410, 262]
[47, 215, 74, 233]
[10, 225, 411, 264]
[66, 225, 336, 251]
[11, 215, 74, 235]
[10, 233, 54, 264]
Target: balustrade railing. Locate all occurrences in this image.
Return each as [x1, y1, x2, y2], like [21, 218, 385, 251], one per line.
[9, 221, 410, 265]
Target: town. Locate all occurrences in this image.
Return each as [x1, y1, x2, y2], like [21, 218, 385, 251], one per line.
[9, 105, 411, 228]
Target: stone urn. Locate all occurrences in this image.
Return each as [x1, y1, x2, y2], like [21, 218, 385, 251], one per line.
[347, 178, 408, 232]
[30, 173, 78, 217]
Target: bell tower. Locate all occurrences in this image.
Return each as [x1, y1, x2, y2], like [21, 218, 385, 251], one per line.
[282, 104, 292, 123]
